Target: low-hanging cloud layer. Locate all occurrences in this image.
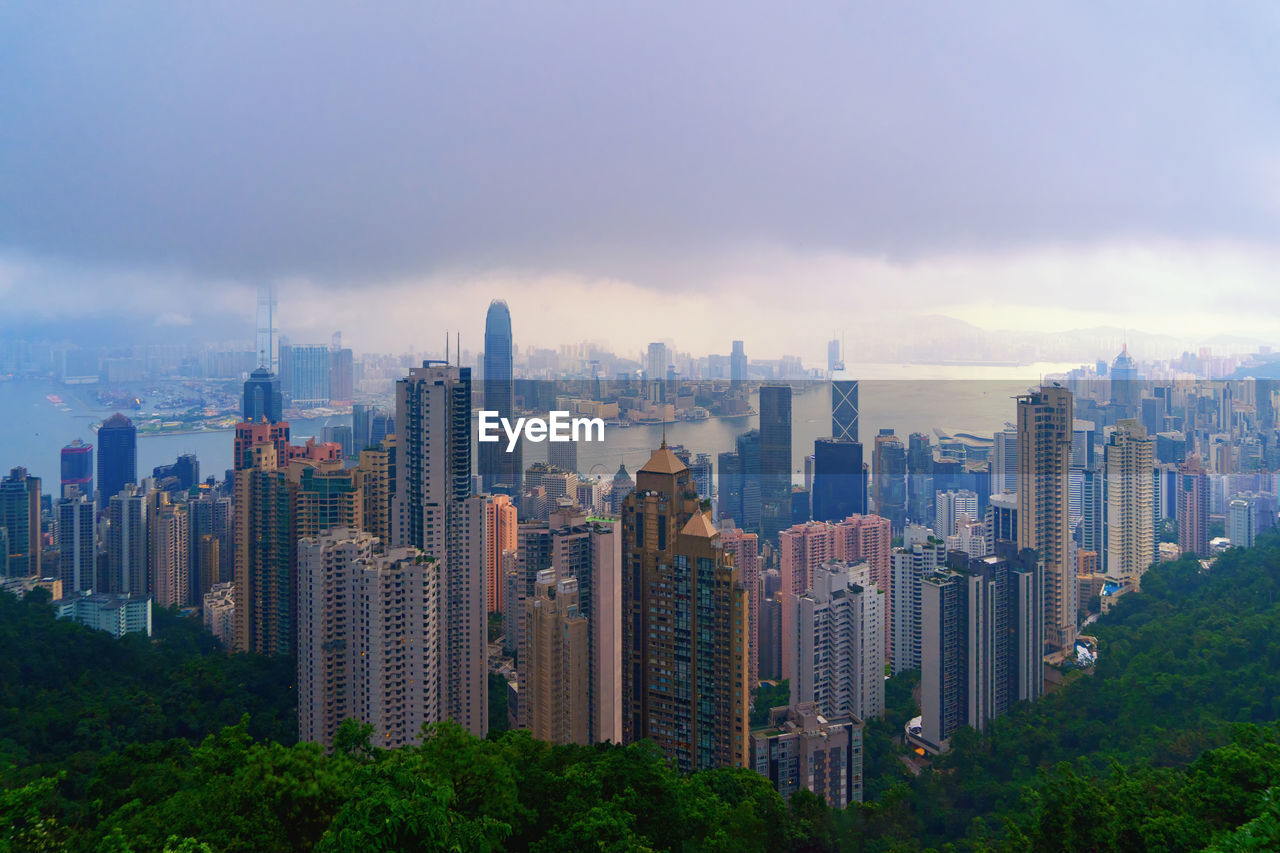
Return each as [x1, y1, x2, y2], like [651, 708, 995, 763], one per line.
[2, 2, 1279, 359]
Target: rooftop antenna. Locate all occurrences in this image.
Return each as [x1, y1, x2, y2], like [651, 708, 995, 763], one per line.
[456, 331, 461, 368]
[255, 283, 278, 372]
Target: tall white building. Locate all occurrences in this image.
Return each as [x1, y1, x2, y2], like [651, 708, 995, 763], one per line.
[203, 582, 236, 647]
[1228, 497, 1256, 549]
[1103, 419, 1155, 587]
[934, 490, 978, 539]
[56, 494, 96, 594]
[786, 561, 885, 722]
[889, 536, 947, 674]
[297, 529, 442, 750]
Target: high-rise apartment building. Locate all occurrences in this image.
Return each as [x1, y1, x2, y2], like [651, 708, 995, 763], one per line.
[56, 494, 95, 593]
[751, 704, 864, 807]
[151, 495, 190, 607]
[203, 582, 235, 647]
[622, 443, 749, 771]
[352, 438, 396, 545]
[1228, 496, 1257, 548]
[508, 504, 622, 743]
[934, 489, 979, 539]
[0, 467, 42, 578]
[1103, 419, 1155, 587]
[232, 435, 293, 655]
[1177, 456, 1211, 558]
[480, 300, 522, 495]
[97, 413, 137, 504]
[786, 561, 885, 723]
[889, 535, 947, 674]
[484, 493, 518, 614]
[106, 483, 150, 596]
[1016, 385, 1075, 651]
[393, 363, 487, 737]
[297, 529, 441, 750]
[918, 546, 1042, 753]
[718, 522, 761, 689]
[759, 386, 793, 543]
[525, 570, 591, 745]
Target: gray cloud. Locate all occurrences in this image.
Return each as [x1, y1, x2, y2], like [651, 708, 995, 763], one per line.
[2, 1, 1278, 290]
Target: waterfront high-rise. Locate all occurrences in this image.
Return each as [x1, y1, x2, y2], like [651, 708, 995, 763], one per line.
[1103, 419, 1155, 587]
[97, 413, 137, 505]
[480, 300, 522, 495]
[1016, 384, 1075, 652]
[622, 443, 749, 771]
[0, 467, 41, 578]
[831, 369, 859, 443]
[243, 367, 283, 424]
[759, 385, 793, 543]
[730, 340, 747, 387]
[60, 439, 93, 500]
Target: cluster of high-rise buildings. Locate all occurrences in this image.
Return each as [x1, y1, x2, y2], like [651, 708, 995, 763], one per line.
[6, 310, 1280, 808]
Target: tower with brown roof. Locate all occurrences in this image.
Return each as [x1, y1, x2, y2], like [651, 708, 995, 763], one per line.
[621, 441, 749, 770]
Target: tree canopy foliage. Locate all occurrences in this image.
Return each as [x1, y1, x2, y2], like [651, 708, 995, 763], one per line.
[7, 531, 1280, 850]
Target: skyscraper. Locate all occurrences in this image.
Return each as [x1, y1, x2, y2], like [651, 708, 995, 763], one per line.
[297, 529, 440, 750]
[525, 570, 591, 745]
[811, 438, 866, 522]
[907, 433, 935, 528]
[786, 561, 885, 722]
[889, 535, 947, 674]
[394, 362, 488, 736]
[1103, 419, 1155, 587]
[730, 340, 747, 387]
[1110, 346, 1140, 411]
[243, 367, 283, 424]
[56, 494, 95, 593]
[1016, 384, 1075, 652]
[481, 300, 522, 494]
[151, 494, 190, 608]
[759, 385, 793, 543]
[718, 522, 761, 690]
[1177, 456, 1210, 558]
[831, 369, 859, 443]
[872, 431, 907, 534]
[918, 546, 1042, 753]
[106, 483, 150, 596]
[232, 433, 293, 655]
[60, 439, 93, 499]
[0, 467, 41, 578]
[622, 443, 749, 770]
[97, 413, 137, 505]
[485, 493, 518, 614]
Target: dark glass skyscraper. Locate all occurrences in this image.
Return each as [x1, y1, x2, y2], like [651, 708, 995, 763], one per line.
[811, 438, 866, 522]
[243, 366, 284, 424]
[481, 299, 522, 494]
[97, 413, 137, 504]
[759, 385, 792, 542]
[832, 371, 858, 443]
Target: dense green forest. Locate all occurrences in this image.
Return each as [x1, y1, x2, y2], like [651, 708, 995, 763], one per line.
[6, 532, 1280, 850]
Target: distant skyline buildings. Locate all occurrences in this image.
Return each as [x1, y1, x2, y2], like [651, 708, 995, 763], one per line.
[480, 299, 522, 495]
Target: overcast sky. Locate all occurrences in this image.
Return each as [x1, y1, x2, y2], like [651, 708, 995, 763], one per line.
[2, 2, 1279, 362]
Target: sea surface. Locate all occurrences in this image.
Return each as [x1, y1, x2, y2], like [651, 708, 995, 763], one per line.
[0, 363, 1078, 491]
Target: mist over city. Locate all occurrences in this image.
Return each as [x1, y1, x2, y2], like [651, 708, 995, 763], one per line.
[4, 4, 1280, 852]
